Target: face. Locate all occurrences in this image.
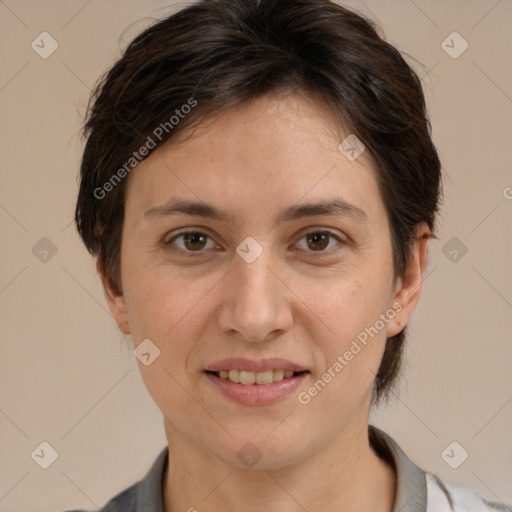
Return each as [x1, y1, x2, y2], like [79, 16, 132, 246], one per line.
[101, 92, 427, 470]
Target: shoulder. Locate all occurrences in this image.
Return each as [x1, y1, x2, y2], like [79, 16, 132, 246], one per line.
[59, 445, 168, 512]
[426, 473, 512, 512]
[369, 426, 511, 512]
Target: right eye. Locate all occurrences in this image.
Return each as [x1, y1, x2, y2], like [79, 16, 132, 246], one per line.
[164, 230, 219, 254]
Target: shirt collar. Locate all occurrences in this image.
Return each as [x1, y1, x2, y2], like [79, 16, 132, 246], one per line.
[135, 425, 428, 512]
[369, 425, 428, 512]
[135, 445, 167, 511]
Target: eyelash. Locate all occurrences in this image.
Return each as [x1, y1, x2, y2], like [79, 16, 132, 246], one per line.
[163, 229, 346, 257]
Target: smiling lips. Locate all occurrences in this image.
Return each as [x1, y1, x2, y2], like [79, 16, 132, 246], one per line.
[205, 357, 309, 385]
[214, 368, 300, 385]
[204, 357, 310, 404]
[205, 370, 309, 405]
[205, 357, 308, 373]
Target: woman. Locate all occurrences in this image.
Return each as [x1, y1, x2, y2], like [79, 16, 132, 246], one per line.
[69, 0, 510, 510]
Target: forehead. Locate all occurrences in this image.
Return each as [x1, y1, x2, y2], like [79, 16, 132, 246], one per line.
[123, 92, 383, 225]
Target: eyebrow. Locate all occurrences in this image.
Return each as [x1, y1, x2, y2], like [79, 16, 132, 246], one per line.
[142, 197, 367, 225]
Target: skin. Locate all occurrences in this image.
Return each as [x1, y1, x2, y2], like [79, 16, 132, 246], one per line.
[99, 91, 430, 512]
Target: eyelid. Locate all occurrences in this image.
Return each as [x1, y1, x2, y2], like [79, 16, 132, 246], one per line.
[295, 225, 347, 243]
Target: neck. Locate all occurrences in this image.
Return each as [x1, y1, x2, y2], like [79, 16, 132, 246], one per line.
[162, 417, 396, 512]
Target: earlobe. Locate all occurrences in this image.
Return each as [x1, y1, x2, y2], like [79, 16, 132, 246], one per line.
[96, 258, 131, 335]
[386, 223, 430, 338]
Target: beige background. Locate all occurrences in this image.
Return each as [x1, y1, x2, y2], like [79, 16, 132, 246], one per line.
[0, 0, 511, 510]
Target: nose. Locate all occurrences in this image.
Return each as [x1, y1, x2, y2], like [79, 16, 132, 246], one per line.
[216, 244, 293, 343]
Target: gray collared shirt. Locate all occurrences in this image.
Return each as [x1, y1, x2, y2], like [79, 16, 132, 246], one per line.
[63, 425, 510, 512]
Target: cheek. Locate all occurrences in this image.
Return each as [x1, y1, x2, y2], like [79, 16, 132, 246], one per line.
[124, 268, 205, 409]
[309, 269, 392, 334]
[122, 262, 218, 366]
[122, 251, 184, 326]
[306, 271, 394, 386]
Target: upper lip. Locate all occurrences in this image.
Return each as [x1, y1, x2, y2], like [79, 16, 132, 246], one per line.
[205, 357, 309, 373]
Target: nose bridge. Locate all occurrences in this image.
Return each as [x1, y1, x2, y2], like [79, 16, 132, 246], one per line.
[219, 237, 290, 341]
[234, 240, 280, 310]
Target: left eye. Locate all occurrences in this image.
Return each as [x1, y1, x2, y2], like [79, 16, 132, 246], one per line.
[164, 230, 344, 254]
[294, 231, 343, 253]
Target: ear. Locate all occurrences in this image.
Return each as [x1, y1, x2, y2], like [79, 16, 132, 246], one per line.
[386, 222, 430, 338]
[96, 258, 131, 335]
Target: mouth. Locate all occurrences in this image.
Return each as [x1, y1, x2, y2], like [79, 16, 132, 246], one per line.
[205, 369, 309, 385]
[204, 368, 310, 405]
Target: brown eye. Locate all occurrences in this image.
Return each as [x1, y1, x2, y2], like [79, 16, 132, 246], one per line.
[182, 232, 208, 251]
[306, 232, 330, 251]
[165, 231, 215, 252]
[295, 230, 344, 254]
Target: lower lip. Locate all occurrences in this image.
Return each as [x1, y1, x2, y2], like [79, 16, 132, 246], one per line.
[204, 371, 309, 405]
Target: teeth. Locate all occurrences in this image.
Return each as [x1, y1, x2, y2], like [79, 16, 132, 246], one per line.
[228, 369, 239, 383]
[274, 369, 285, 381]
[240, 370, 256, 385]
[215, 369, 300, 385]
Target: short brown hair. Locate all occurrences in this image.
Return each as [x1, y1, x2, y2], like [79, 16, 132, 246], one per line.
[75, 0, 442, 405]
